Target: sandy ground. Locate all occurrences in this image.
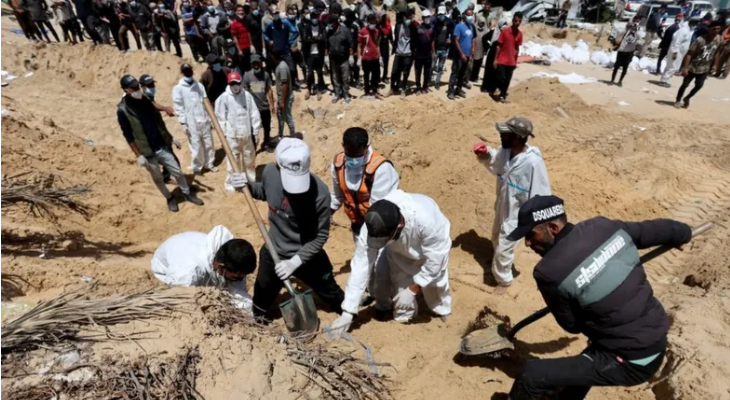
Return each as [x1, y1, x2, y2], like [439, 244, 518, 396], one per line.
[2, 16, 730, 400]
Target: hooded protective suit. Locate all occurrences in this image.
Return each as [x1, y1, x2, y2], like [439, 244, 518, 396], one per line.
[172, 78, 215, 173]
[661, 22, 692, 84]
[482, 144, 551, 285]
[341, 190, 452, 322]
[214, 86, 262, 191]
[151, 225, 252, 312]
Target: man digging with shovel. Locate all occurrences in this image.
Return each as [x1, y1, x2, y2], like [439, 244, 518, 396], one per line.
[497, 195, 692, 400]
[231, 137, 346, 320]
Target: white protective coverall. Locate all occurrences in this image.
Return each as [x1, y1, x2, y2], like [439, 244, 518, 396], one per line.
[214, 86, 262, 191]
[482, 144, 551, 285]
[330, 146, 401, 238]
[151, 225, 252, 312]
[341, 190, 452, 322]
[172, 78, 215, 173]
[661, 22, 692, 84]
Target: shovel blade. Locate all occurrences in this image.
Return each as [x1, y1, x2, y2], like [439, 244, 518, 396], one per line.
[459, 324, 515, 356]
[279, 289, 319, 339]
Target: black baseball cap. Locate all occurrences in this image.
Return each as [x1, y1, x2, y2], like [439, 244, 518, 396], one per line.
[120, 74, 139, 89]
[364, 200, 401, 248]
[180, 63, 193, 72]
[139, 74, 155, 85]
[507, 195, 566, 241]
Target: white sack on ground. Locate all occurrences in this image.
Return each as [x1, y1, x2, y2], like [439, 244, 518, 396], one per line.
[532, 72, 598, 84]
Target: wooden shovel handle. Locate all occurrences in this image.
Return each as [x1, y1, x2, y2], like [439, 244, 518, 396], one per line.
[203, 98, 295, 294]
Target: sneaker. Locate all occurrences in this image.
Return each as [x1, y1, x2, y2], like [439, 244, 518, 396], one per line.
[166, 197, 179, 212]
[464, 82, 472, 89]
[434, 82, 440, 90]
[673, 101, 682, 109]
[207, 166, 219, 172]
[305, 91, 311, 100]
[500, 97, 511, 104]
[447, 92, 456, 100]
[332, 96, 340, 104]
[344, 96, 351, 104]
[373, 92, 383, 100]
[682, 98, 690, 109]
[184, 192, 204, 206]
[617, 81, 623, 87]
[317, 91, 322, 100]
[399, 89, 406, 97]
[382, 77, 389, 84]
[456, 89, 467, 98]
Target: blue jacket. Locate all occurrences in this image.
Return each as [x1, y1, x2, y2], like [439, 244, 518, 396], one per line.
[264, 19, 298, 54]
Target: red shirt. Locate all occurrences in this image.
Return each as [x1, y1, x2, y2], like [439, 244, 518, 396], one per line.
[496, 26, 522, 67]
[358, 26, 381, 61]
[231, 19, 251, 50]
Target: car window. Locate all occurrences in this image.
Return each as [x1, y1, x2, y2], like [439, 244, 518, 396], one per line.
[695, 3, 712, 10]
[637, 5, 649, 16]
[665, 6, 682, 16]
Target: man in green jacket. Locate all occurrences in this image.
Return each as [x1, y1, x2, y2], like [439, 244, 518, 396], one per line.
[117, 74, 204, 212]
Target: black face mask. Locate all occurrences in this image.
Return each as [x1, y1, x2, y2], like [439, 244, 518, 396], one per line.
[501, 135, 513, 149]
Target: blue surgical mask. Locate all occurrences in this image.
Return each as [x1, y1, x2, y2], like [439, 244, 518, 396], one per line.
[253, 9, 259, 15]
[227, 10, 234, 15]
[130, 1, 137, 6]
[404, 18, 411, 25]
[465, 15, 473, 23]
[207, 5, 215, 13]
[345, 155, 367, 168]
[273, 13, 281, 20]
[158, 4, 164, 9]
[253, 67, 261, 73]
[212, 63, 222, 72]
[308, 6, 314, 11]
[228, 47, 237, 55]
[368, 23, 376, 29]
[438, 15, 445, 21]
[288, 14, 296, 19]
[311, 17, 318, 24]
[144, 87, 156, 98]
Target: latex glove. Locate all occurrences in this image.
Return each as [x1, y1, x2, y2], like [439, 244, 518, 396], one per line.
[275, 256, 303, 280]
[172, 138, 182, 150]
[379, 57, 383, 67]
[251, 47, 257, 55]
[357, 58, 362, 68]
[262, 48, 267, 58]
[325, 56, 330, 68]
[393, 287, 417, 310]
[330, 312, 354, 339]
[348, 55, 354, 66]
[472, 142, 489, 155]
[136, 155, 149, 167]
[230, 172, 248, 189]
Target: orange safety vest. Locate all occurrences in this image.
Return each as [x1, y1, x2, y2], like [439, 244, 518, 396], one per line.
[333, 151, 392, 226]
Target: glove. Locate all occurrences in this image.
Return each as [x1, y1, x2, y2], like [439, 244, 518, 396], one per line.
[136, 155, 149, 167]
[262, 48, 267, 58]
[472, 142, 488, 155]
[348, 55, 354, 66]
[172, 138, 182, 150]
[230, 172, 248, 189]
[251, 47, 257, 55]
[357, 58, 362, 68]
[379, 57, 383, 67]
[330, 312, 354, 339]
[275, 256, 303, 280]
[393, 287, 417, 310]
[325, 56, 330, 68]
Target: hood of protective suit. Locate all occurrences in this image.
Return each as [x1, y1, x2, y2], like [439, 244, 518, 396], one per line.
[179, 77, 196, 87]
[206, 225, 234, 268]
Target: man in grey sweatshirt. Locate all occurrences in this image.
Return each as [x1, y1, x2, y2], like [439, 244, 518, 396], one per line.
[246, 138, 345, 318]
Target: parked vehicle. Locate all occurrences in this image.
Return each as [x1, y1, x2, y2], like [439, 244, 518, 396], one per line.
[616, 0, 650, 20]
[677, 0, 715, 17]
[636, 3, 683, 29]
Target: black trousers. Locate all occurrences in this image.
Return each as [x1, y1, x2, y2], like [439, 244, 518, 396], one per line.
[186, 34, 208, 61]
[350, 54, 361, 85]
[252, 245, 344, 318]
[108, 21, 121, 50]
[676, 72, 708, 103]
[510, 346, 665, 400]
[414, 57, 432, 89]
[362, 59, 380, 94]
[470, 57, 483, 82]
[60, 20, 80, 43]
[656, 47, 669, 74]
[497, 64, 516, 99]
[612, 51, 633, 83]
[380, 44, 390, 80]
[481, 42, 499, 92]
[259, 109, 272, 146]
[448, 56, 469, 94]
[390, 54, 413, 91]
[306, 54, 325, 92]
[35, 20, 60, 42]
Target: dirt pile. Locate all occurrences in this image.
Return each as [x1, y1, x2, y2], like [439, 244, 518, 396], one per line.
[2, 40, 730, 400]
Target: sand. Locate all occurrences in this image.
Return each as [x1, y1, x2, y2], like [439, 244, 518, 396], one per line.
[2, 20, 730, 400]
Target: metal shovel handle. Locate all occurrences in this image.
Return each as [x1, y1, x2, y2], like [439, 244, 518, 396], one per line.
[505, 222, 714, 340]
[203, 98, 296, 295]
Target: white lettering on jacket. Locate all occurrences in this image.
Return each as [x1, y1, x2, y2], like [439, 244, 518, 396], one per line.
[532, 204, 565, 222]
[575, 235, 626, 289]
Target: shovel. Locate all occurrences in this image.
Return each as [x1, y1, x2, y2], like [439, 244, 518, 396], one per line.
[203, 99, 319, 339]
[459, 222, 714, 357]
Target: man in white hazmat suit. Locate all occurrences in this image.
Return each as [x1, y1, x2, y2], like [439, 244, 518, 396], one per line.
[331, 190, 452, 337]
[473, 116, 551, 295]
[215, 71, 261, 192]
[151, 225, 256, 312]
[659, 18, 695, 87]
[172, 63, 217, 174]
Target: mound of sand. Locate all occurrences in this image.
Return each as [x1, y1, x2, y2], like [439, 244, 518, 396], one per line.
[3, 40, 730, 400]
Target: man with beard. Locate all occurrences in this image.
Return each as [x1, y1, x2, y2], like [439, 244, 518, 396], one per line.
[503, 195, 691, 400]
[472, 116, 550, 294]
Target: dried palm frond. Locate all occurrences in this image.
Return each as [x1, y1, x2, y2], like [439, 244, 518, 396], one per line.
[1, 173, 92, 219]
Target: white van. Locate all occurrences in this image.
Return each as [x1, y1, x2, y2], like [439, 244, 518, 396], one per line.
[636, 3, 683, 29]
[682, 0, 715, 18]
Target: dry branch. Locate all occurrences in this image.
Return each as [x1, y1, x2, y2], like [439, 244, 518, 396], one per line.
[1, 173, 92, 219]
[1, 286, 193, 354]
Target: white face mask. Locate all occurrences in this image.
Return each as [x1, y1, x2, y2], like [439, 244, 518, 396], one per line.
[130, 89, 144, 99]
[184, 76, 195, 83]
[230, 84, 241, 94]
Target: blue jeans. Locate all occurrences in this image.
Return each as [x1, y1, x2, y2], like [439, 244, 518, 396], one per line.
[277, 94, 295, 137]
[433, 49, 448, 85]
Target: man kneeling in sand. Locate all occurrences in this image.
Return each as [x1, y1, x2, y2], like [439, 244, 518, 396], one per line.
[151, 225, 256, 312]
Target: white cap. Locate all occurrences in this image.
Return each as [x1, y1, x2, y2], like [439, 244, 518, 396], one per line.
[275, 138, 311, 194]
[422, 9, 432, 17]
[437, 6, 446, 15]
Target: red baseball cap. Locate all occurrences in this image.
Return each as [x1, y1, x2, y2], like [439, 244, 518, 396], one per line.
[227, 72, 242, 84]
